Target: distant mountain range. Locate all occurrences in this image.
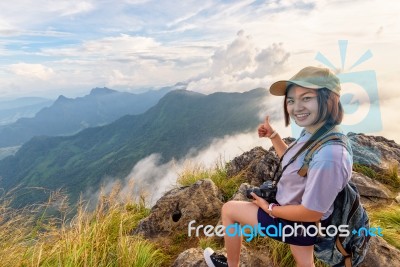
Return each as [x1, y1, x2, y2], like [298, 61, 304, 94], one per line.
[0, 97, 53, 126]
[0, 87, 172, 148]
[0, 88, 267, 207]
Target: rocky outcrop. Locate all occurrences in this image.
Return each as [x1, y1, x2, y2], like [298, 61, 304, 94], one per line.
[227, 146, 279, 186]
[351, 171, 393, 199]
[359, 237, 400, 267]
[133, 179, 223, 238]
[172, 248, 207, 267]
[348, 133, 400, 172]
[173, 247, 273, 267]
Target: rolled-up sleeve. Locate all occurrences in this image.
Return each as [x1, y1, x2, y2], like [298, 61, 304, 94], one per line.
[301, 145, 352, 213]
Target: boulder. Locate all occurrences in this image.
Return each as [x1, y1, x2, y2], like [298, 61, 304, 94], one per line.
[172, 248, 207, 267]
[351, 171, 393, 199]
[227, 146, 279, 186]
[133, 179, 223, 237]
[359, 237, 400, 267]
[232, 183, 254, 201]
[348, 133, 400, 173]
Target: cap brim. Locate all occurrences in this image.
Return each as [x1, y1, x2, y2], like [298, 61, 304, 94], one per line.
[269, 80, 325, 96]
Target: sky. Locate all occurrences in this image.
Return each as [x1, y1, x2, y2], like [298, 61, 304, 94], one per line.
[1, 0, 399, 202]
[0, 0, 399, 139]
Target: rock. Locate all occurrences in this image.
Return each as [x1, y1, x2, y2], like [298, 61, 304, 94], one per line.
[396, 193, 400, 204]
[348, 133, 400, 173]
[227, 146, 280, 186]
[172, 248, 207, 267]
[133, 179, 223, 238]
[232, 183, 255, 201]
[359, 237, 400, 267]
[173, 246, 274, 267]
[351, 171, 393, 199]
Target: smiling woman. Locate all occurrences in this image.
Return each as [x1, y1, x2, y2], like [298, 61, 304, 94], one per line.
[203, 66, 355, 267]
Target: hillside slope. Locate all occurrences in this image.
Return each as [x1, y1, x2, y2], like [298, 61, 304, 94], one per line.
[0, 88, 267, 206]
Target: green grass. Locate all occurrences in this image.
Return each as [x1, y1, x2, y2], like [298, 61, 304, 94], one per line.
[198, 237, 222, 251]
[353, 163, 377, 179]
[353, 162, 400, 189]
[176, 160, 245, 201]
[369, 206, 400, 249]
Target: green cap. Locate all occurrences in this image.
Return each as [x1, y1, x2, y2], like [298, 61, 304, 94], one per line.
[269, 66, 341, 96]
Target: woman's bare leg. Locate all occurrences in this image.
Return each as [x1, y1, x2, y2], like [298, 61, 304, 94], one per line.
[221, 201, 259, 267]
[290, 244, 315, 267]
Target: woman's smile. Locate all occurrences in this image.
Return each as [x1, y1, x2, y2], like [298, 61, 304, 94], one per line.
[294, 113, 311, 121]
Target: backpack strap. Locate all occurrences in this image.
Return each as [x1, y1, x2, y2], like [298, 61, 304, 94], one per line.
[335, 237, 353, 267]
[271, 123, 336, 185]
[297, 133, 348, 177]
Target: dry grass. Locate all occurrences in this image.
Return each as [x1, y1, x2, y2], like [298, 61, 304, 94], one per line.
[0, 184, 167, 267]
[176, 160, 245, 201]
[369, 205, 400, 249]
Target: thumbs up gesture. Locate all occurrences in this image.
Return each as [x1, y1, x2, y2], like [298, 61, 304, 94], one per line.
[258, 115, 275, 138]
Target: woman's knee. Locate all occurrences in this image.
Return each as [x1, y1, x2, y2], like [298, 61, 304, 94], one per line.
[221, 201, 236, 219]
[221, 201, 258, 225]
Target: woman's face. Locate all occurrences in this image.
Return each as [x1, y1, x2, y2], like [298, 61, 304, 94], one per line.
[286, 85, 320, 131]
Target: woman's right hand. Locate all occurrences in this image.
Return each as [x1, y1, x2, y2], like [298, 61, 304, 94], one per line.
[258, 115, 275, 138]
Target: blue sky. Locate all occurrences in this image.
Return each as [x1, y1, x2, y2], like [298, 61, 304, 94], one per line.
[0, 0, 399, 140]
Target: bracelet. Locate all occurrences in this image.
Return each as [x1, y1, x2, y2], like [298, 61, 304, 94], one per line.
[268, 203, 279, 218]
[268, 131, 278, 139]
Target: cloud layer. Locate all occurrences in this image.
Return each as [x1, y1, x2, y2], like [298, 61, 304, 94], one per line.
[0, 1, 398, 139]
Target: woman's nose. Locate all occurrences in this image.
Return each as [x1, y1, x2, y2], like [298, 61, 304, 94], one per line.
[293, 100, 304, 111]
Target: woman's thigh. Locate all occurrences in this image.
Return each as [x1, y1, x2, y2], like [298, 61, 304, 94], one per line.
[222, 201, 259, 226]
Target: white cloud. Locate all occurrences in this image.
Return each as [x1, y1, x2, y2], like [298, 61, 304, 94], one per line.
[9, 63, 54, 80]
[0, 0, 398, 143]
[120, 129, 269, 204]
[58, 1, 94, 16]
[0, 0, 95, 32]
[186, 30, 290, 94]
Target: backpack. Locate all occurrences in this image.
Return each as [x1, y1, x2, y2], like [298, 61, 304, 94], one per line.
[297, 132, 371, 267]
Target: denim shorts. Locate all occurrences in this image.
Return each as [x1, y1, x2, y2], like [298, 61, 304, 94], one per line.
[257, 207, 329, 246]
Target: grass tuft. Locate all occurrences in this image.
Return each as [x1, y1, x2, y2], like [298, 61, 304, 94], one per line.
[353, 162, 400, 189]
[369, 205, 400, 249]
[176, 160, 245, 201]
[0, 184, 167, 266]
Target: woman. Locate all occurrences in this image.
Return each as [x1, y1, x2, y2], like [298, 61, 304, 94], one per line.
[204, 66, 353, 267]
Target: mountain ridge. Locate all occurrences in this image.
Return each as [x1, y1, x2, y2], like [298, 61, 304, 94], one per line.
[0, 88, 267, 207]
[0, 86, 172, 148]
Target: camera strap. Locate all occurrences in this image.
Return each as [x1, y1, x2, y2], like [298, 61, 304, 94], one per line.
[271, 123, 336, 186]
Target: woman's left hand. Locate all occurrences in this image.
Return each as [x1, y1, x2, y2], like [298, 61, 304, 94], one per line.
[250, 192, 269, 211]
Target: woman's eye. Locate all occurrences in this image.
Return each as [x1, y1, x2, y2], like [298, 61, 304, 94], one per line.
[303, 97, 311, 101]
[287, 100, 294, 104]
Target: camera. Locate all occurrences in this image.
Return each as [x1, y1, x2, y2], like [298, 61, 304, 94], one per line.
[246, 180, 277, 203]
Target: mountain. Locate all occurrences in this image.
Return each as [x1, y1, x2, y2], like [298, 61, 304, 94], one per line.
[0, 97, 53, 126]
[0, 86, 172, 148]
[0, 88, 267, 206]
